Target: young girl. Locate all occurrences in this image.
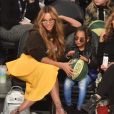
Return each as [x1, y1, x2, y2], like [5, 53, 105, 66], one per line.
[64, 26, 98, 112]
[84, 0, 114, 26]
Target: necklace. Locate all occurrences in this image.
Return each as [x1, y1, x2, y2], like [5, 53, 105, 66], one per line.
[18, 0, 27, 20]
[50, 38, 53, 42]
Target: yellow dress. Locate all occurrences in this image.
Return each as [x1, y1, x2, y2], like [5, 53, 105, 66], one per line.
[6, 54, 59, 101]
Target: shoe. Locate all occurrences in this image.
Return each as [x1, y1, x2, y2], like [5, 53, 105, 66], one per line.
[82, 95, 101, 114]
[66, 105, 74, 113]
[56, 107, 67, 114]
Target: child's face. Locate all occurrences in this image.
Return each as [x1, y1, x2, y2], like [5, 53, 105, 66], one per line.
[74, 31, 87, 49]
[93, 0, 108, 6]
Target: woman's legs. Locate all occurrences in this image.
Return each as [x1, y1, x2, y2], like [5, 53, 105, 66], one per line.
[77, 75, 91, 110]
[97, 65, 114, 102]
[50, 79, 66, 114]
[63, 78, 75, 106]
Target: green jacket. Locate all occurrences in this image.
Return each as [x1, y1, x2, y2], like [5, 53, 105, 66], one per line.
[84, 4, 114, 26]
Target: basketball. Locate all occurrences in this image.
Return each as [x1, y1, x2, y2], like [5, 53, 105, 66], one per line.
[70, 59, 88, 81]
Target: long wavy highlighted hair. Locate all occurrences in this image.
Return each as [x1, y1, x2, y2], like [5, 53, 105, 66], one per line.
[104, 12, 114, 41]
[34, 6, 64, 60]
[87, 0, 113, 12]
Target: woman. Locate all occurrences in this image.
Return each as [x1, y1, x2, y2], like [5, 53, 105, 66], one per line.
[0, 0, 40, 42]
[82, 12, 114, 114]
[84, 0, 114, 26]
[6, 6, 73, 114]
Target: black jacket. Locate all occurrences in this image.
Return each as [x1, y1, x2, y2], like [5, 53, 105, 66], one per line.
[0, 0, 40, 30]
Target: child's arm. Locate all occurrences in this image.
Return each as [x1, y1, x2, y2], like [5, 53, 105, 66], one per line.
[80, 55, 90, 63]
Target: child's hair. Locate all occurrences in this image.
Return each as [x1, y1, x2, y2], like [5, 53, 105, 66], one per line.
[74, 26, 92, 43]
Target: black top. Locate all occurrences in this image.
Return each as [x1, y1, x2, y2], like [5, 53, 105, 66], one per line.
[97, 6, 107, 21]
[23, 30, 48, 62]
[26, 0, 40, 23]
[0, 0, 21, 29]
[0, 0, 40, 29]
[97, 39, 114, 65]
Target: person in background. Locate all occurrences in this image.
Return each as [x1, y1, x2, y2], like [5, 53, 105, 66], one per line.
[76, 0, 91, 14]
[0, 0, 40, 42]
[25, 0, 40, 23]
[84, 0, 114, 26]
[59, 15, 82, 37]
[82, 11, 114, 114]
[64, 26, 98, 113]
[6, 6, 74, 114]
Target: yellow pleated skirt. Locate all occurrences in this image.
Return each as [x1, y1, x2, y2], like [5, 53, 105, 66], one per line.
[6, 54, 59, 101]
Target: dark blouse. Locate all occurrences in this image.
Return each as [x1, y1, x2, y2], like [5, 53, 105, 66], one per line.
[97, 39, 114, 66]
[0, 0, 40, 29]
[0, 0, 21, 29]
[23, 30, 48, 62]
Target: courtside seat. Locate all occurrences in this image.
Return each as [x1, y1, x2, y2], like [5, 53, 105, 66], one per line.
[0, 39, 18, 64]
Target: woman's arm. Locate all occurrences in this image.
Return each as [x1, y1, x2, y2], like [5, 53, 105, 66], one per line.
[24, 31, 73, 76]
[41, 57, 73, 76]
[59, 15, 82, 27]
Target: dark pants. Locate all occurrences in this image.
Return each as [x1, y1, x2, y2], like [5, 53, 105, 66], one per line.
[110, 105, 114, 114]
[97, 65, 114, 105]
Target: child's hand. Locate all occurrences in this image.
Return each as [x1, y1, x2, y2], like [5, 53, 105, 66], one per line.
[66, 50, 75, 57]
[80, 55, 89, 63]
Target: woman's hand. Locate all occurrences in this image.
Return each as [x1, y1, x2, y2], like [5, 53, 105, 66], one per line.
[59, 62, 73, 77]
[107, 62, 114, 68]
[101, 62, 114, 71]
[101, 64, 108, 71]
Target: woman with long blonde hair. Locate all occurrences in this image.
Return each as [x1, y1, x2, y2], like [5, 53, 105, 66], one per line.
[104, 12, 114, 40]
[82, 11, 114, 114]
[84, 0, 114, 26]
[6, 6, 73, 114]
